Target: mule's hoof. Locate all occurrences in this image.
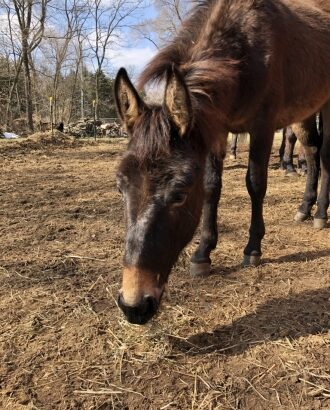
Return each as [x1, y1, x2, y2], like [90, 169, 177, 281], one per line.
[229, 154, 236, 160]
[242, 254, 261, 267]
[190, 262, 211, 277]
[313, 218, 327, 229]
[294, 211, 309, 223]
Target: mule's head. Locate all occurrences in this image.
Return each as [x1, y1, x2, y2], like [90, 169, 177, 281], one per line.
[115, 67, 206, 324]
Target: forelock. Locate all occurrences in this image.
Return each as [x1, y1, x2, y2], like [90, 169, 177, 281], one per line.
[129, 105, 177, 163]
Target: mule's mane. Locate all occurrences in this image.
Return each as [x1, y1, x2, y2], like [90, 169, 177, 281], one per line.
[134, 0, 245, 159]
[138, 0, 240, 110]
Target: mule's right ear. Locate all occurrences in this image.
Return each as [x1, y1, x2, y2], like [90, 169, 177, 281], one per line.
[164, 65, 193, 137]
[114, 68, 145, 132]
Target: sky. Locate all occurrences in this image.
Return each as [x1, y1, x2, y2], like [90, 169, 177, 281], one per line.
[82, 1, 161, 78]
[109, 45, 157, 73]
[0, 0, 159, 78]
[108, 3, 158, 74]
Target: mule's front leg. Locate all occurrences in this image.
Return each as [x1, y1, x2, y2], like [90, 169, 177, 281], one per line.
[243, 131, 274, 266]
[314, 104, 330, 228]
[190, 153, 223, 277]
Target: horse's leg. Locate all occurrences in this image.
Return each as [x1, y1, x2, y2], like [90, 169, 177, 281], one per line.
[279, 128, 286, 169]
[282, 126, 297, 175]
[314, 104, 330, 228]
[294, 115, 321, 223]
[190, 153, 223, 277]
[230, 134, 238, 159]
[243, 129, 274, 266]
[297, 143, 307, 175]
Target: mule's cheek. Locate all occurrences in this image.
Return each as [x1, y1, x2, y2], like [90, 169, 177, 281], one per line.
[121, 266, 163, 306]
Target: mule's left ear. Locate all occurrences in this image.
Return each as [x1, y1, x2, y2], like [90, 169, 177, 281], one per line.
[164, 66, 193, 136]
[115, 68, 145, 131]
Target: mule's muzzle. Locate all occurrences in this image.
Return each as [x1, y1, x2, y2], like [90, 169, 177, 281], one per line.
[117, 294, 159, 325]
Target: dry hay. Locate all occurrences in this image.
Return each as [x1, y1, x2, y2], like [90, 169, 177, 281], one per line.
[24, 130, 80, 149]
[27, 130, 72, 142]
[0, 132, 127, 159]
[0, 140, 329, 409]
[0, 130, 80, 156]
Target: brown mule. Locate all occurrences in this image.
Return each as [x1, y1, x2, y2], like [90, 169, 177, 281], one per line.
[115, 0, 330, 324]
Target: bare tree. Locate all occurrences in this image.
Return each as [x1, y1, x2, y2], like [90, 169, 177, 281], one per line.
[135, 0, 190, 49]
[0, 1, 23, 125]
[11, 0, 49, 131]
[68, 28, 86, 122]
[43, 0, 90, 122]
[0, 0, 153, 129]
[88, 0, 144, 119]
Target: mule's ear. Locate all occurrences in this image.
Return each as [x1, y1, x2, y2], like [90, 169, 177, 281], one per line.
[115, 68, 145, 131]
[164, 66, 193, 136]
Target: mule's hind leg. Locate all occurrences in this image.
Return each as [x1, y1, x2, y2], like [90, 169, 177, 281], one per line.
[243, 129, 274, 267]
[279, 129, 286, 168]
[190, 153, 223, 277]
[230, 134, 239, 159]
[294, 115, 321, 223]
[297, 143, 307, 175]
[314, 105, 330, 228]
[280, 126, 297, 175]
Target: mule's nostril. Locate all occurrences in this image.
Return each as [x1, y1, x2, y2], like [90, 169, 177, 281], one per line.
[144, 295, 158, 313]
[117, 294, 159, 325]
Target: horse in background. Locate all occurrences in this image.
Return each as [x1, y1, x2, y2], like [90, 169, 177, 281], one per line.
[279, 126, 307, 175]
[230, 128, 307, 175]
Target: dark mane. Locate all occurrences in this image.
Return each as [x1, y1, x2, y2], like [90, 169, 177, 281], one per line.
[138, 0, 241, 116]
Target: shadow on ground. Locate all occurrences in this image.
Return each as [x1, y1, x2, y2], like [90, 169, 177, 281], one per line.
[264, 249, 330, 264]
[169, 287, 329, 356]
[210, 249, 330, 277]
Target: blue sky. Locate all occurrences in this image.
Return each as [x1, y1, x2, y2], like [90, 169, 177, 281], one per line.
[107, 3, 158, 75]
[0, 1, 160, 78]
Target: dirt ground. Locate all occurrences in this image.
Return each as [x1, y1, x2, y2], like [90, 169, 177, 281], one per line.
[0, 134, 329, 410]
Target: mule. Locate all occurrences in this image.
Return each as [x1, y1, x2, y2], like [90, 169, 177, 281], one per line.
[231, 128, 307, 174]
[115, 0, 330, 324]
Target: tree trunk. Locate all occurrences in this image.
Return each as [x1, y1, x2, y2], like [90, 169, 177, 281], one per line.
[67, 63, 80, 123]
[80, 57, 85, 119]
[5, 59, 23, 127]
[22, 38, 34, 132]
[95, 70, 100, 120]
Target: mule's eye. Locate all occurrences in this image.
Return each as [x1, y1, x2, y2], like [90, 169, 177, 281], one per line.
[171, 192, 187, 207]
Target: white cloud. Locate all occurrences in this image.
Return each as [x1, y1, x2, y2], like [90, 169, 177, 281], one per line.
[108, 46, 156, 72]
